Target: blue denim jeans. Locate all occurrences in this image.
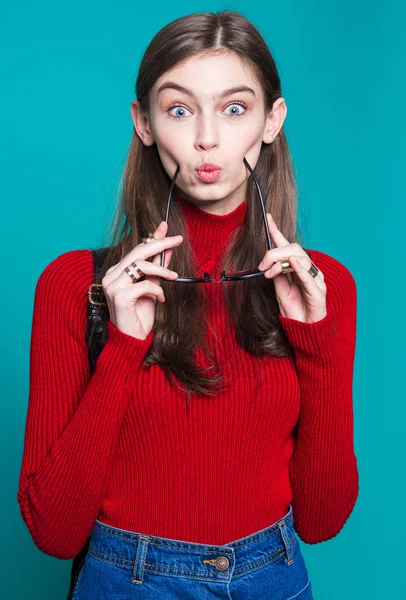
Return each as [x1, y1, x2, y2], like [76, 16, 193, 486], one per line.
[72, 504, 314, 599]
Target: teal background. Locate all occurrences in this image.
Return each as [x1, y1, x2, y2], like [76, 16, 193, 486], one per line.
[3, 1, 403, 598]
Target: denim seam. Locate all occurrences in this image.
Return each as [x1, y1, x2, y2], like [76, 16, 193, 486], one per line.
[71, 560, 86, 600]
[285, 576, 311, 600]
[89, 545, 287, 577]
[278, 521, 295, 566]
[232, 546, 287, 573]
[90, 542, 231, 558]
[92, 521, 287, 551]
[224, 548, 287, 577]
[132, 535, 149, 585]
[143, 548, 287, 581]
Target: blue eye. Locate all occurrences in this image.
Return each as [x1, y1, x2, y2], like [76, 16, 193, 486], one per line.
[167, 102, 248, 119]
[168, 105, 191, 119]
[224, 102, 247, 117]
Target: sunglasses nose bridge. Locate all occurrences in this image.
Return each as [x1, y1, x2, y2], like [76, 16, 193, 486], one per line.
[203, 272, 224, 284]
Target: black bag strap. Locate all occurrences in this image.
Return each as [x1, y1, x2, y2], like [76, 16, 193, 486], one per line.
[85, 247, 111, 374]
[66, 247, 111, 600]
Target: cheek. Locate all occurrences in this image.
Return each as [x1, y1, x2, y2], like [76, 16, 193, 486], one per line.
[223, 121, 263, 153]
[223, 130, 263, 174]
[214, 134, 262, 184]
[153, 135, 188, 182]
[152, 120, 190, 161]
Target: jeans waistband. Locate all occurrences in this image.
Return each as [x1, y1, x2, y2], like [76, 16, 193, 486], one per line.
[90, 504, 295, 584]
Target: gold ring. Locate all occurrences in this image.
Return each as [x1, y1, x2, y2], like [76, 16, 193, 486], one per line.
[141, 233, 156, 244]
[280, 257, 319, 279]
[124, 262, 145, 283]
[280, 258, 294, 274]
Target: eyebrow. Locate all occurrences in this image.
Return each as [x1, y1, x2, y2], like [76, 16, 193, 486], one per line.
[156, 82, 257, 99]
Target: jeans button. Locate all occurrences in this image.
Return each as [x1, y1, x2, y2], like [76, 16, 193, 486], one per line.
[214, 556, 229, 571]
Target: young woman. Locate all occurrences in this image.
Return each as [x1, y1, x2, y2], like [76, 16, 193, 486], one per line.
[17, 10, 359, 600]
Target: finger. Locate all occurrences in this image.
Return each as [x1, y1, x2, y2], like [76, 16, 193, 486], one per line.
[266, 213, 290, 247]
[258, 236, 310, 272]
[288, 255, 325, 291]
[120, 278, 166, 304]
[112, 256, 177, 290]
[133, 257, 178, 279]
[279, 255, 324, 296]
[149, 221, 177, 280]
[106, 224, 182, 281]
[151, 246, 172, 267]
[148, 248, 174, 286]
[260, 250, 293, 296]
[258, 244, 300, 271]
[257, 214, 296, 271]
[135, 233, 183, 264]
[105, 221, 167, 276]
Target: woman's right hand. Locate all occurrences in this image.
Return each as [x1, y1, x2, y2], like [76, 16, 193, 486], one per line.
[101, 222, 183, 340]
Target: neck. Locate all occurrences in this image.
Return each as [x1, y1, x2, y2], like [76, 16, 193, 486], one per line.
[178, 195, 247, 273]
[176, 188, 247, 217]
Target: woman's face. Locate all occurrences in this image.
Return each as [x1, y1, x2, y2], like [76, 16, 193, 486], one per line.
[131, 50, 286, 214]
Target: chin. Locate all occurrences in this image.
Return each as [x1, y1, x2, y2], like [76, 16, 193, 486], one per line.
[177, 185, 224, 202]
[192, 182, 226, 198]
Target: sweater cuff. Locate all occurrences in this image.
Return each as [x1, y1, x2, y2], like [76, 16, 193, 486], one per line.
[278, 311, 337, 358]
[96, 320, 154, 371]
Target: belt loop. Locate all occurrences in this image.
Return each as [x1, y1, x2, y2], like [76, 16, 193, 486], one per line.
[278, 520, 295, 566]
[132, 535, 150, 585]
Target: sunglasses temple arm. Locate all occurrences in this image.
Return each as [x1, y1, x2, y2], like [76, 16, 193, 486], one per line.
[160, 158, 273, 270]
[160, 164, 181, 268]
[243, 157, 273, 252]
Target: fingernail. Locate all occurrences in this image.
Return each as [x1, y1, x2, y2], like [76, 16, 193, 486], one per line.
[258, 262, 264, 270]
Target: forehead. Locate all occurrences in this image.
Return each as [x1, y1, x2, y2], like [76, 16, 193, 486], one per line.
[152, 51, 261, 100]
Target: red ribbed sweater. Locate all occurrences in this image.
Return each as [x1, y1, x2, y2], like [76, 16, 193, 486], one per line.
[17, 196, 359, 560]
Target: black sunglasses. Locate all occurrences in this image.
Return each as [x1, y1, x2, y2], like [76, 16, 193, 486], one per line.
[160, 157, 274, 283]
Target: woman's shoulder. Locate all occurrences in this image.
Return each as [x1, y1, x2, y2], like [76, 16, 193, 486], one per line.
[305, 249, 357, 308]
[305, 248, 356, 289]
[34, 249, 95, 305]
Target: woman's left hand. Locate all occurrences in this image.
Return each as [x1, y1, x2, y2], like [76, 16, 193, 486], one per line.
[257, 213, 327, 324]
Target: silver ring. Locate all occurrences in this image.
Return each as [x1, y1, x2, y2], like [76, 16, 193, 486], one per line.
[308, 262, 319, 279]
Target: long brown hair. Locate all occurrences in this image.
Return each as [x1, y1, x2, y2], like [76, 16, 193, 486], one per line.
[97, 10, 305, 402]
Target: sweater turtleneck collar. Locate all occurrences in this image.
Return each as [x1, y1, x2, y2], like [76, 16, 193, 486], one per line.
[178, 196, 247, 270]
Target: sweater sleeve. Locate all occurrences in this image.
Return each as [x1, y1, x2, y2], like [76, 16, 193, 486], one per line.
[17, 250, 154, 560]
[277, 250, 359, 544]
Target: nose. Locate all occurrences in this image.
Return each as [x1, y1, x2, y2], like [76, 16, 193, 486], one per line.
[194, 115, 220, 152]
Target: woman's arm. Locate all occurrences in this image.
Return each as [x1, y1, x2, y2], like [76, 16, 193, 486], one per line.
[278, 250, 359, 544]
[17, 250, 154, 559]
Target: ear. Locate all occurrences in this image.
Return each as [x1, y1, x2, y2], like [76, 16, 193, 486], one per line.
[131, 100, 155, 146]
[262, 97, 287, 144]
